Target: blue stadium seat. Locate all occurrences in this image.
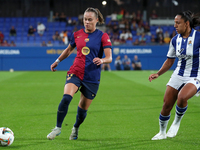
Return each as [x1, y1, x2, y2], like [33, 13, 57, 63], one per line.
[16, 37, 21, 41]
[41, 17, 48, 23]
[10, 17, 17, 25]
[23, 23, 30, 29]
[72, 17, 78, 22]
[5, 17, 11, 23]
[150, 26, 157, 32]
[23, 17, 29, 23]
[29, 17, 36, 23]
[54, 22, 60, 28]
[35, 17, 42, 23]
[40, 36, 47, 42]
[59, 27, 66, 32]
[169, 26, 175, 32]
[66, 26, 74, 31]
[4, 22, 11, 29]
[17, 17, 23, 22]
[16, 27, 24, 33]
[16, 22, 23, 27]
[162, 26, 169, 32]
[16, 32, 22, 37]
[0, 17, 4, 22]
[53, 40, 60, 46]
[0, 23, 3, 29]
[131, 30, 136, 36]
[22, 37, 28, 42]
[151, 31, 156, 36]
[126, 40, 133, 45]
[28, 36, 35, 41]
[105, 16, 111, 25]
[132, 36, 139, 42]
[4, 32, 10, 38]
[9, 36, 16, 42]
[145, 35, 151, 43]
[60, 22, 66, 27]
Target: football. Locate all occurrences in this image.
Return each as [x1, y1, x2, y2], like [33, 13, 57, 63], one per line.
[0, 127, 14, 146]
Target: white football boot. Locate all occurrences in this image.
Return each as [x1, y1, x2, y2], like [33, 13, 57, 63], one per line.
[69, 126, 79, 140]
[151, 132, 167, 140]
[151, 119, 168, 140]
[166, 121, 180, 138]
[47, 126, 61, 140]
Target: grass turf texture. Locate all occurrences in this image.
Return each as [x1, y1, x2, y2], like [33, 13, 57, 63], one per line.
[1, 70, 200, 150]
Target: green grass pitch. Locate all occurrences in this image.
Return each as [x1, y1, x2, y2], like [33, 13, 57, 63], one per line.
[1, 70, 200, 150]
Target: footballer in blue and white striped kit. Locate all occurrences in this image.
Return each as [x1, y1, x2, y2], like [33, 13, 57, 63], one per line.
[149, 10, 200, 140]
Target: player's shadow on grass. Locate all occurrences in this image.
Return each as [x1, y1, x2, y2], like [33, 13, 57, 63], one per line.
[6, 138, 47, 149]
[73, 138, 152, 150]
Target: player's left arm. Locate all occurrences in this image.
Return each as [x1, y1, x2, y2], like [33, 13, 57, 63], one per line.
[93, 48, 112, 65]
[93, 33, 112, 66]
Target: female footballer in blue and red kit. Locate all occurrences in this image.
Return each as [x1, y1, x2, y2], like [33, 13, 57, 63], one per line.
[47, 7, 112, 140]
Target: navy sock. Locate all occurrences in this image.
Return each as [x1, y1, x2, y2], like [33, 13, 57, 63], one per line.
[159, 113, 170, 121]
[74, 106, 87, 128]
[56, 94, 72, 127]
[176, 105, 188, 116]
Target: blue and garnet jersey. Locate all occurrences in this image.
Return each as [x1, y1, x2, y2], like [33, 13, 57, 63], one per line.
[67, 29, 112, 84]
[167, 29, 200, 78]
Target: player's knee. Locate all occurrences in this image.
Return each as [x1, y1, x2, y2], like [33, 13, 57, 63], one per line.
[162, 100, 174, 113]
[58, 94, 72, 110]
[177, 95, 188, 107]
[62, 94, 72, 104]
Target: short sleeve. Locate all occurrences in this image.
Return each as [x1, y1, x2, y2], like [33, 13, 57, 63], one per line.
[167, 39, 176, 58]
[69, 33, 76, 48]
[101, 33, 112, 49]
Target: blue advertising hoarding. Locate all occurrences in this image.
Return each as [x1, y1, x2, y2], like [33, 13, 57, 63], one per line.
[0, 45, 177, 71]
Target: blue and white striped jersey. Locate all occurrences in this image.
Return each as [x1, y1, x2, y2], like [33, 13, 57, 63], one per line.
[167, 29, 200, 78]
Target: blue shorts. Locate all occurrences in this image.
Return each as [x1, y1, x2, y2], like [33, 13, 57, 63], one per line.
[65, 74, 99, 100]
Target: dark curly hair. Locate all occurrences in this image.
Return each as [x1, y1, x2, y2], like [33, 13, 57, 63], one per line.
[177, 10, 200, 28]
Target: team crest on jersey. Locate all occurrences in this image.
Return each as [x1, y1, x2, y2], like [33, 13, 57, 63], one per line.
[82, 46, 90, 55]
[188, 40, 192, 46]
[84, 38, 89, 42]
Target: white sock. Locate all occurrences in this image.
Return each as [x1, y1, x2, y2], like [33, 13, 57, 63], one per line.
[159, 119, 169, 134]
[173, 105, 188, 124]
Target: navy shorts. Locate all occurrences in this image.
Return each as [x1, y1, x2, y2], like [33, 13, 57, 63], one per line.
[65, 74, 99, 100]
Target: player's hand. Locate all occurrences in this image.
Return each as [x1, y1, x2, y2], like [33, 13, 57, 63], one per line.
[50, 62, 58, 72]
[149, 73, 159, 82]
[93, 57, 104, 66]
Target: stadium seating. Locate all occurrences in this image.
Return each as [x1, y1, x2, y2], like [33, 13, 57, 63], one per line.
[0, 16, 176, 47]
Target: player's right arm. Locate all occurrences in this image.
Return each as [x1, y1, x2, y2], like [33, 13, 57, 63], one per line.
[149, 58, 175, 82]
[51, 44, 75, 72]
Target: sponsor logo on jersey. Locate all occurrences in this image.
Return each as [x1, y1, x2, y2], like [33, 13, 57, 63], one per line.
[107, 39, 111, 42]
[82, 46, 90, 55]
[84, 38, 89, 42]
[178, 48, 184, 54]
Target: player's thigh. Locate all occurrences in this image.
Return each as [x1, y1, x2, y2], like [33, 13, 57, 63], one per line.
[78, 93, 93, 110]
[163, 85, 178, 106]
[64, 74, 81, 96]
[178, 79, 198, 101]
[64, 83, 79, 96]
